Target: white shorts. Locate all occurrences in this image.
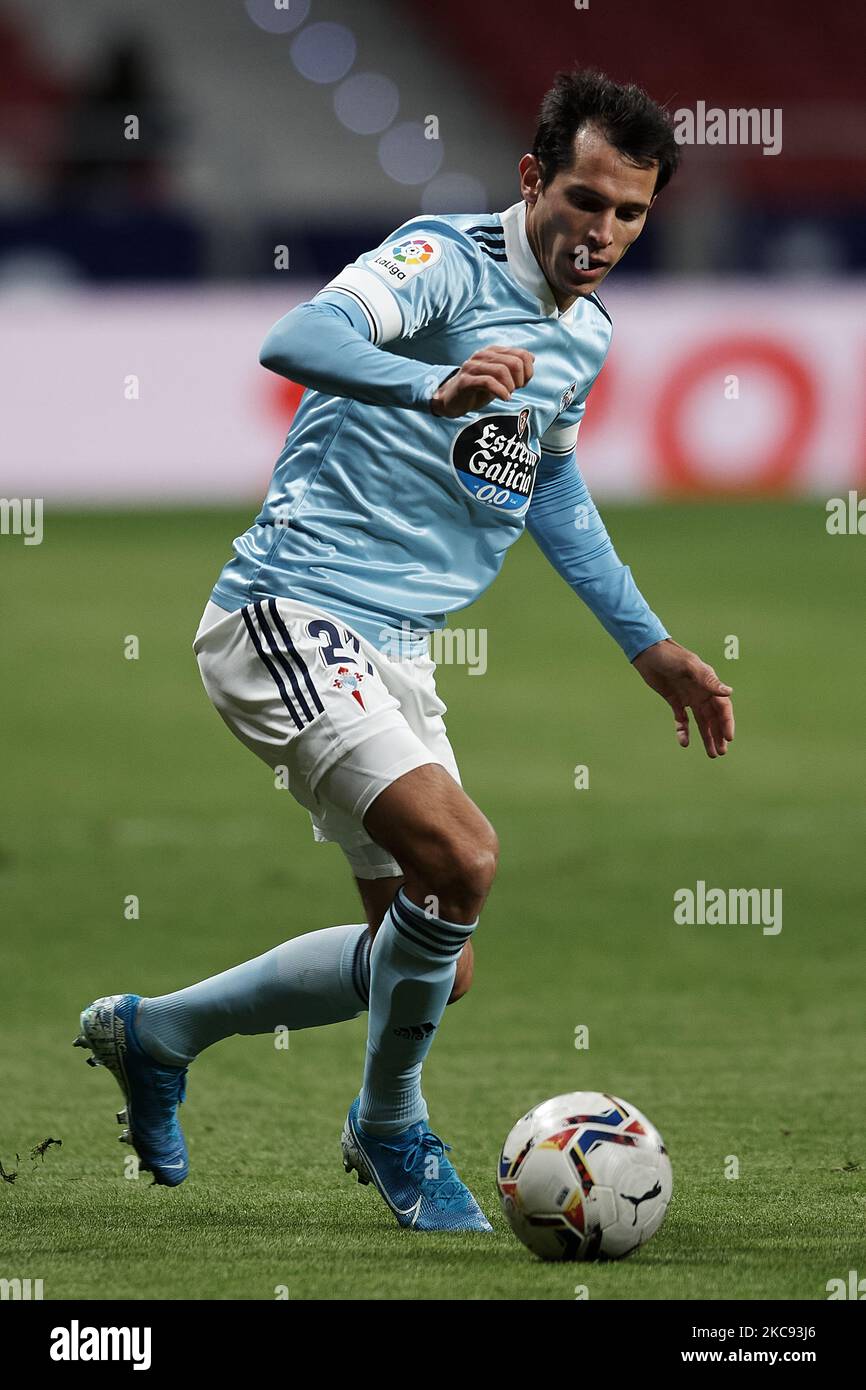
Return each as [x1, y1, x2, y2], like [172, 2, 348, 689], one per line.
[193, 598, 461, 879]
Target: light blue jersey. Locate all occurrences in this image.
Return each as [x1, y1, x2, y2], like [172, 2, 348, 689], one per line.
[211, 202, 668, 660]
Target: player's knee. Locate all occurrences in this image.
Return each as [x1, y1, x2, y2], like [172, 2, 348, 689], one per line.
[467, 831, 499, 901]
[454, 830, 498, 904]
[415, 825, 498, 914]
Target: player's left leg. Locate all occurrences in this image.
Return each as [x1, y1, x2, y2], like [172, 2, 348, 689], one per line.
[121, 876, 471, 1074]
[101, 880, 471, 1082]
[75, 882, 474, 1185]
[74, 919, 374, 1185]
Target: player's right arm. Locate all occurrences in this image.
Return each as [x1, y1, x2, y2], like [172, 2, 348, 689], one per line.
[428, 346, 533, 416]
[258, 222, 531, 413]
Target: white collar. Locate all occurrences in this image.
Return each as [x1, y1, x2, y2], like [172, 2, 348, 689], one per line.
[500, 201, 577, 325]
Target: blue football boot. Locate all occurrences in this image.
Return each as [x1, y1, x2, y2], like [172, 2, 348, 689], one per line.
[74, 993, 189, 1186]
[341, 1096, 492, 1232]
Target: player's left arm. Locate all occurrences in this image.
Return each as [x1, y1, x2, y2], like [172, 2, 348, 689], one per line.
[527, 429, 735, 759]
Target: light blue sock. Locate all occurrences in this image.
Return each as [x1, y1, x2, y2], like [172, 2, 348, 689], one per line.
[359, 888, 478, 1137]
[135, 922, 371, 1066]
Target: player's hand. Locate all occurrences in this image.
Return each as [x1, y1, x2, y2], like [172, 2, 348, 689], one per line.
[632, 638, 735, 759]
[430, 346, 534, 418]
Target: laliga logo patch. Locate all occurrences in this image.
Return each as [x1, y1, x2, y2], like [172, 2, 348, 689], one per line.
[560, 381, 578, 414]
[367, 235, 442, 288]
[450, 409, 540, 513]
[392, 238, 436, 266]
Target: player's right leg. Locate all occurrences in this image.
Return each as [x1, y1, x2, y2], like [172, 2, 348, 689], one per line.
[353, 874, 475, 1004]
[338, 761, 497, 1230]
[361, 761, 498, 922]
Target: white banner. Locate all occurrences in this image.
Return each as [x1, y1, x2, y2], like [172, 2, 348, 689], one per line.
[2, 283, 863, 502]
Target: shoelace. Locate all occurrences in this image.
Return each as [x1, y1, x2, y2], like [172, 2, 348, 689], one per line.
[382, 1129, 466, 1208]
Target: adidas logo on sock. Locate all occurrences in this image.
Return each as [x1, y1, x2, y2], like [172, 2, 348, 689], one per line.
[392, 1022, 435, 1041]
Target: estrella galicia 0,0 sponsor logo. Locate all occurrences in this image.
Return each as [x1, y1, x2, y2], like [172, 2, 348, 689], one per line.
[450, 410, 540, 513]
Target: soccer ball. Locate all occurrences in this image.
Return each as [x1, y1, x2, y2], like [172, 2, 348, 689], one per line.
[497, 1091, 672, 1261]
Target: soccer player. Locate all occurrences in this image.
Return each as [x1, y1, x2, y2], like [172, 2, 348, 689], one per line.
[77, 70, 734, 1229]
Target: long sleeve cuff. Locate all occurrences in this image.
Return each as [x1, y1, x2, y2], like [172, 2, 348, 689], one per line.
[570, 568, 669, 661]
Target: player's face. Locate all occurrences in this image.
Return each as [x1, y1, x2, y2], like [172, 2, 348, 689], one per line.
[520, 124, 658, 309]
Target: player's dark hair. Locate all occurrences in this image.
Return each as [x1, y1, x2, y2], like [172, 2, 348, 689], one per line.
[532, 68, 680, 196]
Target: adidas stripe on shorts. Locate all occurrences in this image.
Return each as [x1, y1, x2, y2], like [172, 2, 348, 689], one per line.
[193, 598, 461, 879]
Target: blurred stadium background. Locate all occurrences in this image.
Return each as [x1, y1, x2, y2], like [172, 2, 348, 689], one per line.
[2, 0, 864, 503]
[2, 1, 865, 1301]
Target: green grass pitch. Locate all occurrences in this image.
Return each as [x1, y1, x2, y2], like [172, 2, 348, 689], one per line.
[1, 501, 864, 1300]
